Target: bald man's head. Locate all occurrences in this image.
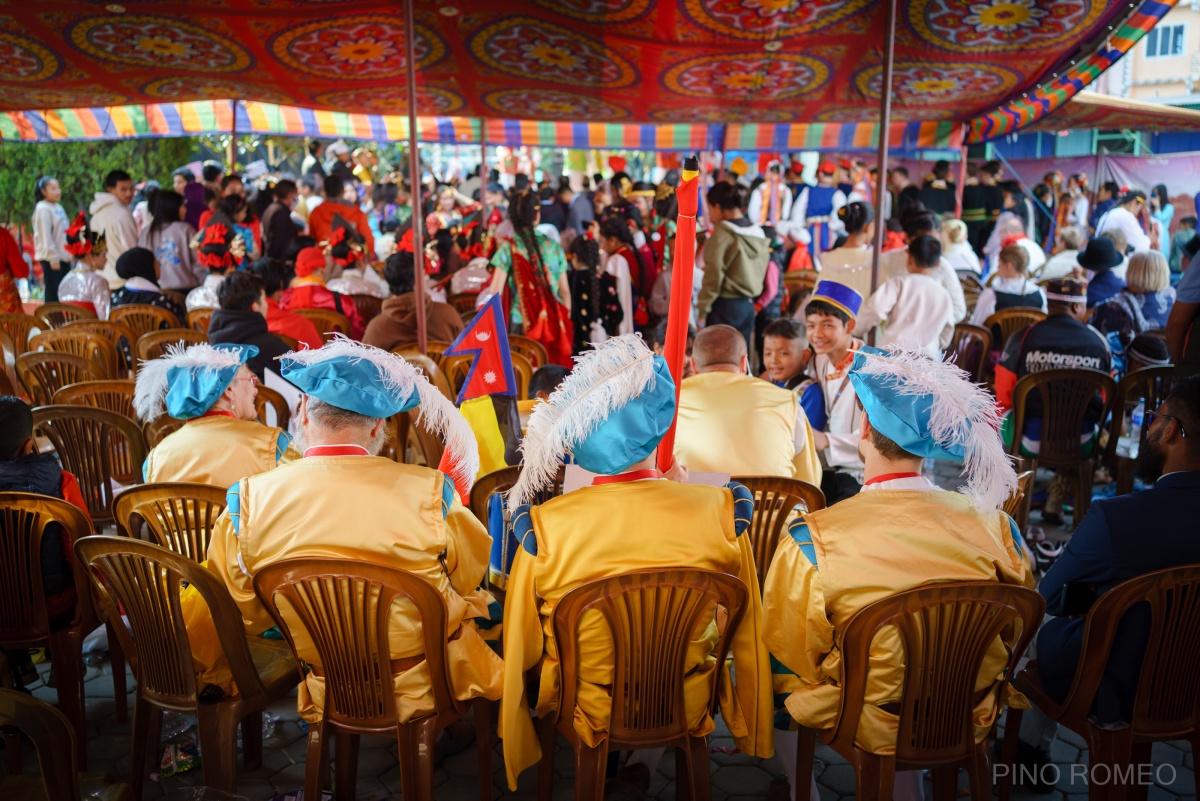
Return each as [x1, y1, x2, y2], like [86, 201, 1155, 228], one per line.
[692, 325, 748, 372]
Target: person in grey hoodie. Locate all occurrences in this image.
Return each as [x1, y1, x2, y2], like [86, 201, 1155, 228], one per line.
[697, 181, 769, 355]
[139, 189, 203, 291]
[88, 169, 138, 289]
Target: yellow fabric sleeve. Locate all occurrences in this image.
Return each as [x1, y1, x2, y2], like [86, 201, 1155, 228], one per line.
[207, 504, 274, 634]
[791, 411, 823, 486]
[499, 546, 545, 790]
[723, 530, 776, 758]
[279, 441, 303, 465]
[442, 476, 492, 597]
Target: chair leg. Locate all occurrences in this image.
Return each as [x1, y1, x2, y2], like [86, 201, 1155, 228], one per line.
[795, 727, 817, 801]
[304, 720, 329, 801]
[688, 735, 712, 801]
[852, 750, 895, 801]
[242, 708, 263, 770]
[574, 738, 608, 801]
[129, 697, 156, 799]
[414, 717, 439, 801]
[932, 766, 958, 801]
[334, 731, 361, 801]
[537, 716, 556, 801]
[48, 630, 87, 770]
[1076, 458, 1093, 524]
[676, 746, 693, 801]
[1091, 728, 1135, 801]
[998, 707, 1023, 801]
[107, 621, 128, 723]
[195, 704, 239, 793]
[472, 699, 493, 801]
[969, 740, 993, 801]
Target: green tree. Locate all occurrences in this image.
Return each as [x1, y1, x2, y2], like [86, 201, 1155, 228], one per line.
[0, 137, 198, 226]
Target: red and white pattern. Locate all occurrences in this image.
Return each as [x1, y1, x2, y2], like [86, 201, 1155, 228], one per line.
[0, 32, 60, 82]
[67, 16, 251, 72]
[911, 0, 1102, 53]
[470, 17, 637, 88]
[270, 15, 445, 79]
[663, 53, 829, 100]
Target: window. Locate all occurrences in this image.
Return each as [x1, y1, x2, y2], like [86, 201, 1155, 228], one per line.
[1146, 24, 1185, 58]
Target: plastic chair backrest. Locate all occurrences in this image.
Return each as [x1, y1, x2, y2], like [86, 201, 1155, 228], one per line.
[831, 581, 1044, 761]
[144, 415, 186, 449]
[0, 688, 81, 801]
[32, 405, 148, 524]
[186, 308, 213, 333]
[0, 329, 19, 394]
[16, 352, 106, 406]
[0, 493, 94, 644]
[53, 379, 137, 419]
[254, 385, 292, 431]
[395, 351, 455, 401]
[29, 329, 119, 379]
[252, 558, 458, 729]
[400, 408, 446, 468]
[61, 319, 138, 374]
[945, 324, 992, 384]
[468, 466, 521, 524]
[112, 483, 228, 563]
[110, 304, 182, 338]
[1002, 470, 1035, 527]
[291, 308, 351, 340]
[0, 314, 38, 352]
[75, 536, 268, 708]
[33, 303, 97, 330]
[509, 335, 550, 371]
[984, 309, 1046, 349]
[1010, 368, 1116, 467]
[732, 476, 826, 588]
[446, 293, 478, 315]
[276, 333, 300, 351]
[134, 328, 208, 367]
[1106, 366, 1174, 462]
[551, 570, 747, 744]
[351, 294, 383, 324]
[510, 350, 533, 400]
[1049, 564, 1200, 738]
[393, 340, 453, 365]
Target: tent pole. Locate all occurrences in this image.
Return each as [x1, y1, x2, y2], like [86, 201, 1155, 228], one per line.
[227, 100, 237, 174]
[869, 0, 897, 294]
[480, 118, 489, 223]
[956, 140, 968, 218]
[405, 0, 427, 355]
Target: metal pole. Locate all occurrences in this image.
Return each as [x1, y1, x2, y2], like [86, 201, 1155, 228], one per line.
[956, 141, 969, 218]
[479, 118, 489, 224]
[227, 100, 237, 174]
[404, 0, 427, 354]
[869, 0, 897, 294]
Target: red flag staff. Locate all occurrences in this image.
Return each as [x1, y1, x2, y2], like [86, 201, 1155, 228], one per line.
[656, 155, 701, 474]
[404, 0, 428, 354]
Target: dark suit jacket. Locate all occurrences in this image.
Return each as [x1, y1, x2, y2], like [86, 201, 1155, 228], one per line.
[1037, 471, 1200, 721]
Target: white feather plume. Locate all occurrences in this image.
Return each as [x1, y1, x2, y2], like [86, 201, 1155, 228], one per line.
[856, 347, 1016, 513]
[133, 342, 245, 422]
[510, 334, 658, 507]
[278, 336, 479, 488]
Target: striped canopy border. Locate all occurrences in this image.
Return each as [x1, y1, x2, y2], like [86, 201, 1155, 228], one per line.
[726, 121, 963, 153]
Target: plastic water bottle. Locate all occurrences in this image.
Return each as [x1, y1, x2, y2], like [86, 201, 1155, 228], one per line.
[1127, 400, 1144, 459]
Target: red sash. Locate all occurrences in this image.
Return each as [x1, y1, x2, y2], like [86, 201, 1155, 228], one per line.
[508, 240, 573, 368]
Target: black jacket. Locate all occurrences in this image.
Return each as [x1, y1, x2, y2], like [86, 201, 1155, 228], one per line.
[207, 308, 291, 381]
[0, 455, 74, 596]
[261, 201, 298, 261]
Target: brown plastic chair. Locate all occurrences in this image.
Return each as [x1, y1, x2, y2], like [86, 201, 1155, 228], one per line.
[1002, 469, 1036, 536]
[143, 415, 186, 449]
[350, 293, 383, 324]
[0, 329, 19, 395]
[16, 352, 106, 406]
[53, 379, 137, 419]
[468, 465, 521, 525]
[393, 339, 453, 365]
[254, 384, 292, 431]
[1000, 564, 1200, 801]
[510, 334, 550, 370]
[984, 308, 1046, 350]
[134, 328, 207, 367]
[945, 323, 992, 384]
[186, 307, 213, 332]
[33, 302, 97, 330]
[732, 476, 826, 589]
[32, 405, 148, 525]
[446, 292, 479, 315]
[393, 350, 455, 400]
[0, 493, 102, 769]
[1104, 366, 1174, 496]
[62, 319, 139, 375]
[30, 329, 120, 379]
[75, 536, 296, 796]
[252, 558, 493, 801]
[461, 309, 477, 325]
[539, 569, 749, 801]
[292, 307, 351, 341]
[277, 332, 300, 351]
[112, 483, 228, 563]
[443, 350, 533, 398]
[109, 303, 182, 338]
[794, 581, 1044, 801]
[0, 313, 38, 353]
[1009, 367, 1116, 524]
[0, 688, 131, 801]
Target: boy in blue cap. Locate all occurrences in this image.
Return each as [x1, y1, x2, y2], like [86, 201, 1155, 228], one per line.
[763, 347, 1031, 801]
[498, 334, 773, 794]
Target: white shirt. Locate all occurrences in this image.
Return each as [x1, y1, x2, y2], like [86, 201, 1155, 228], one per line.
[804, 343, 864, 475]
[604, 251, 635, 336]
[818, 245, 874, 303]
[328, 267, 390, 299]
[969, 277, 1047, 326]
[943, 242, 981, 275]
[186, 273, 225, 312]
[857, 271, 955, 357]
[1069, 195, 1089, 229]
[1095, 206, 1151, 252]
[881, 250, 968, 322]
[748, 180, 793, 228]
[1037, 250, 1079, 282]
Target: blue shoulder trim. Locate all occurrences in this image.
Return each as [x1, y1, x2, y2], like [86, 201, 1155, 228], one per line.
[440, 475, 456, 520]
[725, 481, 754, 538]
[141, 456, 149, 484]
[787, 519, 817, 570]
[226, 482, 242, 537]
[512, 503, 537, 556]
[274, 431, 291, 463]
[1006, 514, 1023, 555]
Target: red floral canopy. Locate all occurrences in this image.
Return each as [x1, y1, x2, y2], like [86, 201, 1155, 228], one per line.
[0, 0, 1173, 137]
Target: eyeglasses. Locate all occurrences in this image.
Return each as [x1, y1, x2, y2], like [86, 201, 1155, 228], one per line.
[1144, 410, 1187, 438]
[231, 375, 259, 385]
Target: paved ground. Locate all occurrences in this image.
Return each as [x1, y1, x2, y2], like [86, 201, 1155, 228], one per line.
[9, 462, 1196, 799]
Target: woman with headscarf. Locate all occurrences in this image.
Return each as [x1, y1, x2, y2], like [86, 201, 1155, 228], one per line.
[109, 246, 186, 323]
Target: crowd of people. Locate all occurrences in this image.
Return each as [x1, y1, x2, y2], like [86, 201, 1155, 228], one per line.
[2, 143, 1199, 801]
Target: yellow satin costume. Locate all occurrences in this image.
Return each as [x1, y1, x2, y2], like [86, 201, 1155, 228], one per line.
[674, 371, 821, 484]
[499, 479, 773, 790]
[143, 415, 299, 485]
[207, 455, 503, 723]
[762, 485, 1031, 754]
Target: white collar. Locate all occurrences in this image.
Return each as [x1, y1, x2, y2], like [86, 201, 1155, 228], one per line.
[862, 475, 939, 492]
[123, 276, 159, 292]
